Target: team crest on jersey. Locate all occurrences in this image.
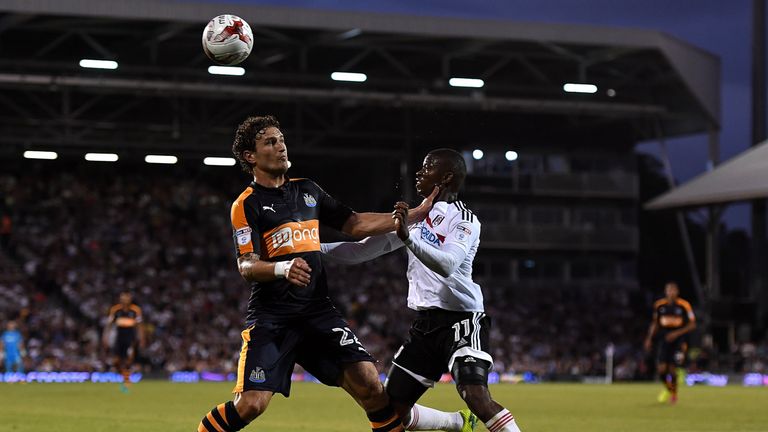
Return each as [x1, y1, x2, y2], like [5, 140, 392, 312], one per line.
[249, 367, 266, 383]
[235, 227, 252, 246]
[432, 215, 445, 226]
[303, 193, 317, 207]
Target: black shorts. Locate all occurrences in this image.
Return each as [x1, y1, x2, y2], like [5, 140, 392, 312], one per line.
[657, 336, 688, 366]
[113, 331, 136, 360]
[233, 305, 375, 397]
[389, 309, 492, 387]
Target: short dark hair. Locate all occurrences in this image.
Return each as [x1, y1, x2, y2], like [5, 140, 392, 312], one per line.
[232, 115, 281, 174]
[428, 148, 467, 186]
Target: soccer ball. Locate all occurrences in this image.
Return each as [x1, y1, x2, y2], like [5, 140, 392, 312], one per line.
[202, 14, 254, 65]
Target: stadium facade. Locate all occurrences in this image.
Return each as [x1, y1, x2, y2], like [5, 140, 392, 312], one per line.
[0, 0, 720, 301]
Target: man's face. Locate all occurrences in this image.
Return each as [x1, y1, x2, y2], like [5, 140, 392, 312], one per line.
[120, 293, 132, 305]
[665, 283, 679, 299]
[415, 154, 447, 198]
[7, 321, 16, 331]
[250, 126, 288, 175]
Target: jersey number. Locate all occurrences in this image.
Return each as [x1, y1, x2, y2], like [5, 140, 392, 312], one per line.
[452, 319, 471, 342]
[332, 327, 360, 346]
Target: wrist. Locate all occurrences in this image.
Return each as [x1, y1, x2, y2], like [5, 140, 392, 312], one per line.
[407, 206, 424, 222]
[273, 260, 293, 278]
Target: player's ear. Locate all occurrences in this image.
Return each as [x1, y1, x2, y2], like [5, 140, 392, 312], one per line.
[243, 150, 257, 164]
[442, 171, 454, 187]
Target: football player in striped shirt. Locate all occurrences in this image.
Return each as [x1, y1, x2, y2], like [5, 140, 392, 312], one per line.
[197, 115, 439, 432]
[102, 292, 145, 392]
[323, 149, 522, 432]
[644, 281, 696, 404]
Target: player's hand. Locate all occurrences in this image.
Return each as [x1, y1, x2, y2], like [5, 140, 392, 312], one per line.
[392, 202, 409, 241]
[409, 186, 441, 223]
[643, 338, 652, 352]
[286, 257, 312, 287]
[665, 332, 678, 342]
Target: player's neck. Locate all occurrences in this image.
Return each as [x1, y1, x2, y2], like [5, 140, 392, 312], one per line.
[252, 170, 286, 188]
[438, 190, 459, 203]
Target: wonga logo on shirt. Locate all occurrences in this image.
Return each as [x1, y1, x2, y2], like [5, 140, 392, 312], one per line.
[262, 220, 320, 258]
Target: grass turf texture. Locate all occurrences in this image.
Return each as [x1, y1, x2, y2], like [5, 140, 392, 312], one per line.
[1, 382, 766, 431]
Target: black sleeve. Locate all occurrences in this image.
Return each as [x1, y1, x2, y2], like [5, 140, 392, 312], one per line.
[310, 181, 354, 231]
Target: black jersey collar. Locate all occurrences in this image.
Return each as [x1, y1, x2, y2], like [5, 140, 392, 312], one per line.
[250, 176, 291, 191]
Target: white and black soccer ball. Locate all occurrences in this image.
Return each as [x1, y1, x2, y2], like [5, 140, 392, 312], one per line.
[202, 14, 253, 65]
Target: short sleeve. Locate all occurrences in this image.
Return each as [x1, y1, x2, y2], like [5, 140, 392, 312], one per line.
[231, 192, 261, 257]
[312, 181, 353, 231]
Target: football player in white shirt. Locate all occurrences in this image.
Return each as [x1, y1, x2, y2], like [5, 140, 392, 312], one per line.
[323, 149, 522, 432]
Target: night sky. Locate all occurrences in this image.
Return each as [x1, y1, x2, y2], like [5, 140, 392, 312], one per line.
[212, 0, 754, 229]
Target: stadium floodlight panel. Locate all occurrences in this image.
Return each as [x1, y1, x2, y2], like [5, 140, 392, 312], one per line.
[331, 72, 367, 82]
[449, 78, 484, 88]
[23, 150, 57, 160]
[563, 83, 598, 94]
[79, 59, 118, 70]
[145, 155, 178, 164]
[505, 151, 519, 161]
[208, 66, 246, 76]
[85, 153, 119, 162]
[337, 28, 362, 40]
[472, 149, 484, 160]
[203, 157, 236, 166]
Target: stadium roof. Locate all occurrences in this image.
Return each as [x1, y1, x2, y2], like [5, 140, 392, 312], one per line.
[0, 0, 720, 158]
[646, 140, 768, 210]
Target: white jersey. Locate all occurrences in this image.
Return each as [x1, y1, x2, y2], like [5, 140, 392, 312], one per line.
[405, 200, 483, 312]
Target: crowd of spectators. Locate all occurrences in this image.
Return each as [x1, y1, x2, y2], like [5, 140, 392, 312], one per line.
[0, 167, 762, 380]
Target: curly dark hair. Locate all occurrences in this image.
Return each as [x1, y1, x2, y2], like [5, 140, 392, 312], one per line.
[232, 115, 281, 174]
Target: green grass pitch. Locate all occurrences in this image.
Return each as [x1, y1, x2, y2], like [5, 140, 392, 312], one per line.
[1, 381, 767, 431]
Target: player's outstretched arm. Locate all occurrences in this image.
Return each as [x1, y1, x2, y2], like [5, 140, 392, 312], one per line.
[237, 252, 312, 287]
[340, 187, 439, 238]
[321, 233, 404, 265]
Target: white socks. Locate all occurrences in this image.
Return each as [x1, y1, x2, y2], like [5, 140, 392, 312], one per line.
[405, 405, 522, 432]
[485, 409, 521, 432]
[405, 404, 463, 431]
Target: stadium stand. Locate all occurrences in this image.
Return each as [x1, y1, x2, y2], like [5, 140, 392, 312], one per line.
[0, 168, 663, 379]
